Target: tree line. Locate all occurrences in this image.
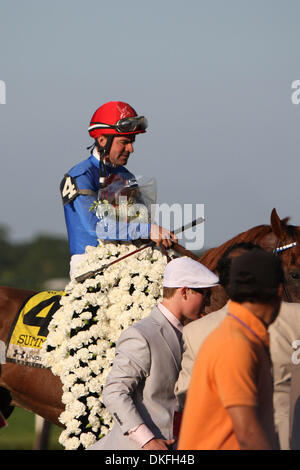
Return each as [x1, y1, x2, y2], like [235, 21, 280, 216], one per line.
[0, 225, 70, 291]
[0, 224, 206, 292]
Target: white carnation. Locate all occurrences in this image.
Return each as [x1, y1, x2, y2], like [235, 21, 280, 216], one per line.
[61, 391, 75, 406]
[62, 436, 81, 450]
[66, 418, 81, 435]
[67, 399, 86, 419]
[80, 432, 97, 448]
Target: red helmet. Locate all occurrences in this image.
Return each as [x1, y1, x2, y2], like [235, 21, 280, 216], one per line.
[88, 101, 148, 139]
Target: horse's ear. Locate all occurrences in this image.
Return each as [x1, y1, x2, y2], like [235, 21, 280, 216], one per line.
[260, 232, 278, 252]
[270, 208, 286, 241]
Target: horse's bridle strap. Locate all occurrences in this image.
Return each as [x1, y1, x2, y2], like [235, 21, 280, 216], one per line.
[273, 242, 297, 254]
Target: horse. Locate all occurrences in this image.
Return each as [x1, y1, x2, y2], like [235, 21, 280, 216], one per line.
[199, 208, 300, 312]
[1, 208, 300, 431]
[0, 285, 64, 426]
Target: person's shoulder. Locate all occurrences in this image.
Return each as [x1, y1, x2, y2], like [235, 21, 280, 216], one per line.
[279, 301, 300, 315]
[68, 156, 95, 178]
[115, 166, 136, 180]
[270, 301, 300, 339]
[130, 308, 165, 341]
[115, 315, 156, 359]
[118, 311, 157, 342]
[199, 327, 253, 371]
[183, 305, 227, 336]
[199, 314, 251, 355]
[133, 308, 161, 331]
[271, 301, 300, 330]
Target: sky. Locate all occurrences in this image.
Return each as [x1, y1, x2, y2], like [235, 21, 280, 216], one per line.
[1, 0, 300, 251]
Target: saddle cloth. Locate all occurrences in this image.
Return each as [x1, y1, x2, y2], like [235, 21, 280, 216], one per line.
[6, 290, 65, 368]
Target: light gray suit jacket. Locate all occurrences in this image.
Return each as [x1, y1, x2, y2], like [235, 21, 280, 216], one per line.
[89, 306, 182, 450]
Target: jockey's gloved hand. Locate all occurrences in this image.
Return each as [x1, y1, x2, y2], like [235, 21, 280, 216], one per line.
[150, 224, 178, 249]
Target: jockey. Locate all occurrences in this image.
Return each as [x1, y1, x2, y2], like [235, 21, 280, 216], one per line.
[60, 101, 177, 276]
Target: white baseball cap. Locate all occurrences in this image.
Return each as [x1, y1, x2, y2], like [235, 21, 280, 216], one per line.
[163, 257, 219, 288]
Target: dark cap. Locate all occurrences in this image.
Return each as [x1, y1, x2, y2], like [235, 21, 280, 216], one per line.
[229, 249, 284, 301]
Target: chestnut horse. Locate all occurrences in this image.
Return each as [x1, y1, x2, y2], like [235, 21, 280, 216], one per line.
[1, 208, 300, 428]
[201, 208, 300, 312]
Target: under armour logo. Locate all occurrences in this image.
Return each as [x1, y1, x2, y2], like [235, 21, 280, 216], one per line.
[13, 349, 25, 359]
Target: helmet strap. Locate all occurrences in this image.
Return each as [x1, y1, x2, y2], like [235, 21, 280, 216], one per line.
[95, 135, 115, 188]
[86, 143, 96, 151]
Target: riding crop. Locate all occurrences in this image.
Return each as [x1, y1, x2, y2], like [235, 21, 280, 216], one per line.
[75, 217, 205, 283]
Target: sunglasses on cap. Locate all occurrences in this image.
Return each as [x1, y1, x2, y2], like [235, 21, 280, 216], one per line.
[89, 116, 148, 134]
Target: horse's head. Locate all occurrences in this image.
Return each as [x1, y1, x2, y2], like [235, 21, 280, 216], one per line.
[199, 208, 300, 312]
[260, 208, 300, 304]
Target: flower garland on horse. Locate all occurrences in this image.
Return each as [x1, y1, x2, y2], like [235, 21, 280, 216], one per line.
[42, 236, 173, 449]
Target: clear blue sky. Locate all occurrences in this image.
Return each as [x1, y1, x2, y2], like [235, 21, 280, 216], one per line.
[1, 0, 300, 249]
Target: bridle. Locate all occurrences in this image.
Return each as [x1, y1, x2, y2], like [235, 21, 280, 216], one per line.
[273, 240, 298, 303]
[273, 241, 297, 255]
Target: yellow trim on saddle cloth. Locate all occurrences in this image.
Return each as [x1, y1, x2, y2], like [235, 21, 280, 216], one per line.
[6, 290, 65, 368]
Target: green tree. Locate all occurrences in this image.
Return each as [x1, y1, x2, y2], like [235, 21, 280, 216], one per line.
[0, 225, 69, 290]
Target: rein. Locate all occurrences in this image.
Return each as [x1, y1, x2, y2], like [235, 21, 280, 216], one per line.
[75, 241, 200, 283]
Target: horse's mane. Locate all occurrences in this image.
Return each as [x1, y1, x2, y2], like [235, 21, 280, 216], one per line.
[199, 224, 273, 271]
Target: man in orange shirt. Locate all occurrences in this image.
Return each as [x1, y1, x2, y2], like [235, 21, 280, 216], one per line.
[178, 249, 283, 450]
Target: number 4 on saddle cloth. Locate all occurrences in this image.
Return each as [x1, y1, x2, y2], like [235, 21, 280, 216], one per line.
[6, 290, 65, 368]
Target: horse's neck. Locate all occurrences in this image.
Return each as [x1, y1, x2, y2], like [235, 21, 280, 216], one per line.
[0, 286, 35, 343]
[199, 225, 274, 270]
[205, 285, 228, 314]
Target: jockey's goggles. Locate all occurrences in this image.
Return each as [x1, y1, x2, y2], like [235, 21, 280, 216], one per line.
[88, 116, 148, 134]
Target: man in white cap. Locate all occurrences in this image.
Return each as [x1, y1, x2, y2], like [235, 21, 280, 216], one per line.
[88, 257, 218, 450]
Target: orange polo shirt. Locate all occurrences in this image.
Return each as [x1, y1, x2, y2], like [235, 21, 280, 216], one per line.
[178, 301, 276, 450]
